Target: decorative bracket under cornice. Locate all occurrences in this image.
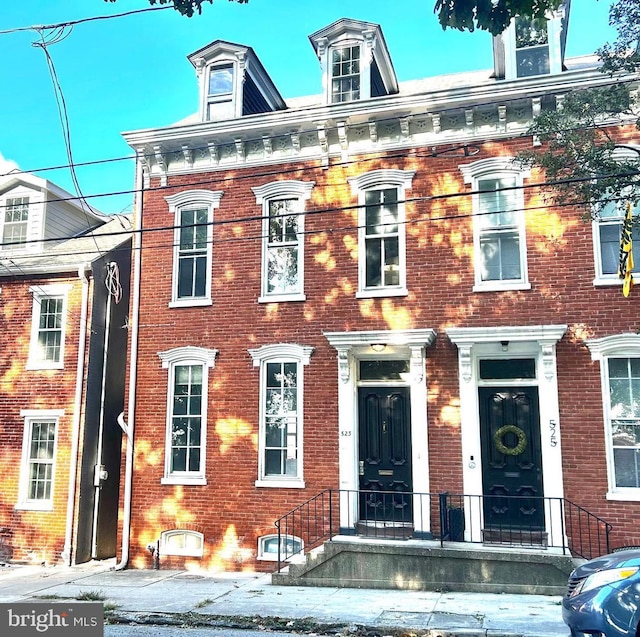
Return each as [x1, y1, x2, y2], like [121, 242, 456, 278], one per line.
[317, 122, 329, 168]
[262, 135, 272, 157]
[368, 121, 378, 144]
[181, 144, 193, 168]
[153, 146, 167, 186]
[235, 139, 244, 163]
[207, 142, 218, 166]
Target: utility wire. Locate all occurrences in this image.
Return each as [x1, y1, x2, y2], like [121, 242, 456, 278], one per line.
[0, 175, 636, 260]
[0, 76, 635, 187]
[0, 6, 170, 36]
[1, 131, 638, 215]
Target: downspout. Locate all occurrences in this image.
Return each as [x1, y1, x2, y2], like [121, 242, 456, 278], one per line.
[91, 263, 114, 558]
[115, 155, 143, 570]
[62, 262, 92, 566]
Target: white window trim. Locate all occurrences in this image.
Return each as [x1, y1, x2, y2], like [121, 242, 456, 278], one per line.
[592, 147, 640, 288]
[586, 333, 640, 501]
[591, 209, 640, 288]
[329, 41, 363, 104]
[26, 284, 71, 370]
[503, 11, 563, 80]
[3, 195, 30, 249]
[257, 533, 304, 562]
[249, 343, 313, 488]
[460, 158, 531, 292]
[165, 190, 223, 308]
[160, 529, 204, 557]
[203, 62, 238, 121]
[348, 169, 414, 298]
[158, 346, 218, 485]
[16, 409, 64, 511]
[252, 181, 314, 303]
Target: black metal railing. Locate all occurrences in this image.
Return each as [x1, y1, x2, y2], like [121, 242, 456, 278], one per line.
[273, 489, 613, 571]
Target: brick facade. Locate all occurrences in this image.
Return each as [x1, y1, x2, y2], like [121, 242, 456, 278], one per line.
[121, 12, 640, 572]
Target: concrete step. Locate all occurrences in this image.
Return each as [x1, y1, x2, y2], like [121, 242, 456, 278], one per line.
[272, 536, 578, 595]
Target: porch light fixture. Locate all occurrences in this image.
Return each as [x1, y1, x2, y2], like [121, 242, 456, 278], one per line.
[501, 340, 509, 351]
[371, 343, 387, 353]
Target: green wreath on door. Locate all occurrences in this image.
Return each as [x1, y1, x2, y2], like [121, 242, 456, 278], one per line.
[493, 424, 527, 456]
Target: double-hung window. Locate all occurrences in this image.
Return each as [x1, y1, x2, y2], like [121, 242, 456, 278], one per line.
[349, 169, 414, 298]
[593, 199, 640, 285]
[331, 45, 360, 103]
[501, 10, 564, 80]
[165, 190, 223, 307]
[252, 180, 314, 303]
[27, 285, 70, 370]
[17, 410, 63, 510]
[206, 63, 235, 121]
[159, 346, 218, 485]
[460, 159, 530, 292]
[249, 344, 313, 488]
[586, 335, 640, 500]
[3, 196, 29, 247]
[514, 15, 550, 78]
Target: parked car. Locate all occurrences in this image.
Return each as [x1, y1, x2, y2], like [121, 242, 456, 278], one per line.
[562, 548, 640, 637]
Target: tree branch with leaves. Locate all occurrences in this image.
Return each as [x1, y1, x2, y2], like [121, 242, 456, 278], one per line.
[515, 0, 640, 218]
[104, 0, 247, 18]
[434, 0, 562, 35]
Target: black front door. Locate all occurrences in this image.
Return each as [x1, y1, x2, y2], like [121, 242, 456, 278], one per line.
[358, 387, 412, 523]
[479, 387, 544, 531]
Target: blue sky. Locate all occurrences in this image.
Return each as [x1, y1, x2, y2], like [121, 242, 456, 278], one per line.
[0, 0, 617, 214]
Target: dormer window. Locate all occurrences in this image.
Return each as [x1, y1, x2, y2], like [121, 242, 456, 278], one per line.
[188, 40, 285, 123]
[310, 19, 398, 106]
[514, 15, 550, 78]
[206, 63, 234, 120]
[492, 1, 569, 81]
[332, 45, 360, 103]
[4, 196, 29, 246]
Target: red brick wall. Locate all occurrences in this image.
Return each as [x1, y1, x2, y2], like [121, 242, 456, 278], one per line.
[124, 132, 640, 571]
[0, 274, 90, 564]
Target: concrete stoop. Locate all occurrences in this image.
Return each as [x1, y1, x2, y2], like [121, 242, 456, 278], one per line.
[272, 536, 577, 595]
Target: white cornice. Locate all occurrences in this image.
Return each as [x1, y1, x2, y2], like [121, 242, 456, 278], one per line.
[324, 329, 437, 349]
[446, 325, 567, 346]
[251, 180, 315, 204]
[585, 334, 640, 360]
[122, 66, 636, 179]
[158, 346, 218, 368]
[348, 169, 415, 193]
[122, 65, 613, 146]
[248, 343, 314, 365]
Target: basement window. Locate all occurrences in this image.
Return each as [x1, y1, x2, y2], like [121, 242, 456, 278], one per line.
[160, 529, 204, 557]
[257, 534, 303, 561]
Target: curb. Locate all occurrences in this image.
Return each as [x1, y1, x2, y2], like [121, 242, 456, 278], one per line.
[105, 611, 528, 637]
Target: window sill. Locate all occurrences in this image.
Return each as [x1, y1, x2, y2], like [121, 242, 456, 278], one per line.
[257, 553, 304, 562]
[606, 490, 640, 502]
[472, 282, 531, 293]
[162, 549, 204, 558]
[25, 362, 64, 371]
[255, 479, 306, 489]
[593, 277, 639, 287]
[258, 293, 306, 303]
[356, 288, 408, 299]
[161, 476, 207, 486]
[15, 502, 53, 512]
[169, 298, 212, 308]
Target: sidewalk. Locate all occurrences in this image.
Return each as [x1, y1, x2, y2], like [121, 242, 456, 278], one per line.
[0, 560, 569, 637]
